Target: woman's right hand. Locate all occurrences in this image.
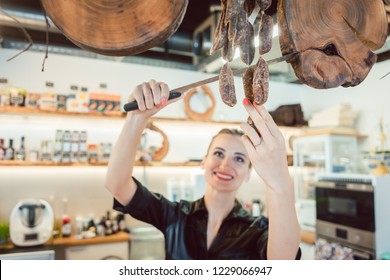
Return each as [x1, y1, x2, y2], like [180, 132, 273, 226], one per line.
[128, 79, 172, 120]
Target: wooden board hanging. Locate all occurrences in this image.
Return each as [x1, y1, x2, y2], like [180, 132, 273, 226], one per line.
[278, 0, 388, 89]
[40, 0, 188, 56]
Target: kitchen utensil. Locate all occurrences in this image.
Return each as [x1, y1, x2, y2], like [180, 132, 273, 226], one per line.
[123, 52, 298, 112]
[9, 199, 54, 247]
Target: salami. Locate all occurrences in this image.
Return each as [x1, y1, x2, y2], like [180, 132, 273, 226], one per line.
[245, 0, 256, 17]
[242, 67, 254, 102]
[256, 0, 272, 11]
[210, 10, 228, 54]
[219, 63, 237, 107]
[238, 20, 255, 65]
[259, 13, 273, 55]
[225, 0, 245, 25]
[234, 9, 247, 47]
[222, 33, 235, 62]
[252, 56, 269, 105]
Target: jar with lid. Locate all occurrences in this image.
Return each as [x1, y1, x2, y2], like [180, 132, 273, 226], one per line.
[88, 144, 99, 164]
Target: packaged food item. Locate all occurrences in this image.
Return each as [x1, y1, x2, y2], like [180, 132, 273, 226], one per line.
[25, 93, 41, 109]
[88, 93, 121, 113]
[0, 78, 10, 107]
[57, 94, 68, 111]
[66, 93, 89, 113]
[39, 93, 57, 111]
[9, 87, 27, 107]
[87, 144, 98, 164]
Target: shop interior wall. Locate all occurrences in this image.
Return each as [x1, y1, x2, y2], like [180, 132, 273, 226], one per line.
[1, 48, 389, 228]
[0, 49, 301, 228]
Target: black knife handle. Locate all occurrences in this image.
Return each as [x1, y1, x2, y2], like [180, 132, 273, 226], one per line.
[123, 91, 182, 112]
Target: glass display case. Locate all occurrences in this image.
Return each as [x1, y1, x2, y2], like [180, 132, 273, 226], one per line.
[292, 134, 359, 231]
[293, 134, 358, 200]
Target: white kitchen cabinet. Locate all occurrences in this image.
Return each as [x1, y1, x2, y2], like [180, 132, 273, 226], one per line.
[65, 241, 129, 260]
[292, 133, 360, 231]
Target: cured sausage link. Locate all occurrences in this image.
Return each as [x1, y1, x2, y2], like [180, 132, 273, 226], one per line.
[219, 63, 237, 107]
[259, 13, 273, 55]
[252, 56, 269, 105]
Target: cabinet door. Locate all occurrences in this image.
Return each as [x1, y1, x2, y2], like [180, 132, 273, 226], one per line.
[65, 241, 129, 260]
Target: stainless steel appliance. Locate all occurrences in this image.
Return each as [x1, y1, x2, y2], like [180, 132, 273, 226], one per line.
[9, 199, 54, 247]
[314, 173, 390, 259]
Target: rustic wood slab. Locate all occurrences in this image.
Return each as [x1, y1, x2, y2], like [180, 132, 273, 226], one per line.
[40, 0, 188, 56]
[278, 0, 388, 89]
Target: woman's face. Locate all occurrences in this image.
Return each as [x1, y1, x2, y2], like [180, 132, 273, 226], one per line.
[202, 133, 251, 193]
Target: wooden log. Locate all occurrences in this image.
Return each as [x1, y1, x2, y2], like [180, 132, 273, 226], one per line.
[278, 0, 388, 89]
[40, 0, 188, 56]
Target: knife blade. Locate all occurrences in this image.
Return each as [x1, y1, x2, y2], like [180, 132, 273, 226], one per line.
[123, 52, 298, 112]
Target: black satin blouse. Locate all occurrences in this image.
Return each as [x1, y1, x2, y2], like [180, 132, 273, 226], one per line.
[113, 178, 301, 260]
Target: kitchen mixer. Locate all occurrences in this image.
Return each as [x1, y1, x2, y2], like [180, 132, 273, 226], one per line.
[9, 199, 54, 247]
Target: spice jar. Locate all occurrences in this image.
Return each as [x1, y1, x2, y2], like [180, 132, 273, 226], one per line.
[88, 144, 98, 164]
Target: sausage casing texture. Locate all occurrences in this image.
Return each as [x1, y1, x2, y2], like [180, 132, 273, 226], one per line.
[256, 0, 272, 11]
[210, 11, 228, 54]
[233, 8, 247, 47]
[252, 56, 269, 105]
[219, 63, 237, 107]
[238, 20, 255, 65]
[225, 0, 245, 25]
[228, 15, 238, 42]
[222, 31, 235, 62]
[245, 0, 256, 17]
[259, 13, 273, 55]
[242, 67, 254, 102]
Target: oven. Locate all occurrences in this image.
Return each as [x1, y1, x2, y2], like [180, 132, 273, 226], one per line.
[313, 174, 390, 259]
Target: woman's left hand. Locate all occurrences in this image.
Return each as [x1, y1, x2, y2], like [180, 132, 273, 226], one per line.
[240, 98, 290, 190]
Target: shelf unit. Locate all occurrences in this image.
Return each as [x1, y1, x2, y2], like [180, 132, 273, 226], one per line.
[0, 106, 244, 167]
[0, 160, 201, 167]
[0, 107, 241, 125]
[0, 106, 301, 167]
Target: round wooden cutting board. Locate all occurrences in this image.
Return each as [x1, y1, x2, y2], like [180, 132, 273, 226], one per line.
[40, 0, 188, 56]
[278, 0, 388, 89]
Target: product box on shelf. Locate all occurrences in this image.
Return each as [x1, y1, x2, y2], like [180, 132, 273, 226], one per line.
[39, 93, 57, 111]
[66, 93, 89, 113]
[25, 93, 41, 109]
[88, 93, 121, 113]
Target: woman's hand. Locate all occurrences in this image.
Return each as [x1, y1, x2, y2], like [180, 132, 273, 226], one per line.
[240, 98, 290, 190]
[128, 79, 181, 120]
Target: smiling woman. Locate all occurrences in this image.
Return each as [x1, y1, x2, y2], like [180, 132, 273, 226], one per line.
[105, 79, 301, 260]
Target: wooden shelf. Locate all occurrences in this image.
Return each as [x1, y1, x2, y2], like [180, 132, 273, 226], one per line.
[0, 106, 124, 118]
[296, 126, 366, 138]
[0, 160, 201, 167]
[0, 106, 241, 125]
[51, 231, 130, 247]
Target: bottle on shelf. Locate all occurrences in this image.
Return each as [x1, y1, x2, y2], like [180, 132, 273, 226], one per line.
[61, 198, 72, 238]
[53, 130, 64, 163]
[16, 136, 26, 161]
[0, 78, 10, 107]
[251, 199, 262, 218]
[78, 131, 88, 163]
[117, 213, 126, 232]
[0, 138, 5, 160]
[4, 139, 15, 160]
[104, 211, 113, 235]
[62, 130, 71, 163]
[70, 130, 80, 163]
[40, 140, 53, 162]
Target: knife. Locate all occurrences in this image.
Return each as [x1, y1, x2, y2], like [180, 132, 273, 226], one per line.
[123, 52, 298, 112]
